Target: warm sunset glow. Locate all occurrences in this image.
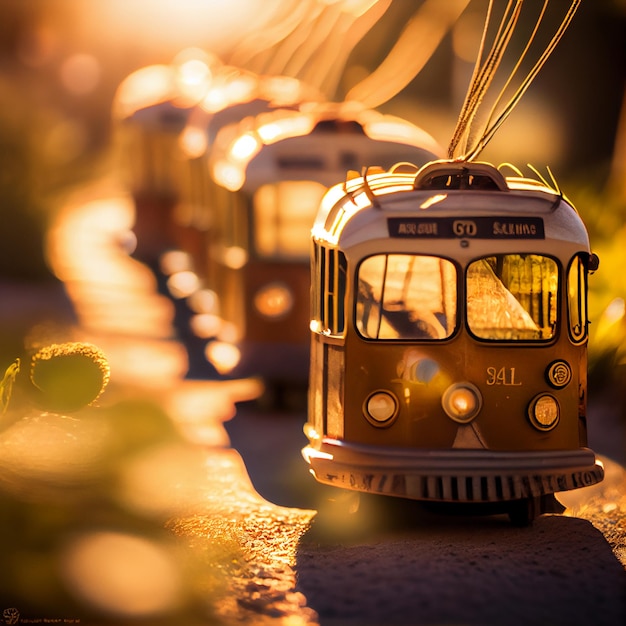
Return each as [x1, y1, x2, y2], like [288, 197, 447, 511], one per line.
[199, 70, 258, 113]
[163, 378, 264, 445]
[320, 0, 382, 17]
[365, 117, 441, 155]
[0, 413, 109, 489]
[113, 65, 175, 120]
[256, 114, 316, 144]
[190, 313, 222, 338]
[60, 53, 101, 95]
[260, 74, 311, 105]
[171, 48, 219, 105]
[230, 132, 261, 161]
[78, 0, 272, 56]
[205, 341, 241, 375]
[46, 186, 191, 385]
[346, 0, 470, 108]
[222, 246, 248, 269]
[179, 124, 208, 158]
[160, 250, 193, 275]
[167, 271, 201, 299]
[61, 532, 183, 617]
[254, 283, 294, 318]
[222, 72, 259, 102]
[213, 159, 245, 191]
[187, 289, 219, 313]
[604, 298, 626, 324]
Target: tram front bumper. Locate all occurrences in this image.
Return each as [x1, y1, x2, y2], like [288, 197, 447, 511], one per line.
[302, 438, 604, 503]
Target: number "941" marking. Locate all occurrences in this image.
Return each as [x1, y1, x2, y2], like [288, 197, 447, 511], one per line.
[486, 366, 522, 386]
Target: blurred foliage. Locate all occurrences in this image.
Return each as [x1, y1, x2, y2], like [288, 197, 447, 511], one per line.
[566, 165, 626, 399]
[27, 342, 110, 412]
[0, 78, 53, 281]
[0, 344, 235, 624]
[0, 74, 107, 282]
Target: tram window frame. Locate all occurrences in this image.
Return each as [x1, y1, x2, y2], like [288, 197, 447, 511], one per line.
[252, 181, 327, 260]
[313, 243, 347, 336]
[354, 253, 458, 341]
[212, 183, 249, 251]
[312, 242, 322, 324]
[567, 253, 589, 344]
[465, 253, 560, 343]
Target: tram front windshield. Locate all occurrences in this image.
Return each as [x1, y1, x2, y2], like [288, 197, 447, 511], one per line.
[467, 255, 558, 340]
[355, 253, 558, 341]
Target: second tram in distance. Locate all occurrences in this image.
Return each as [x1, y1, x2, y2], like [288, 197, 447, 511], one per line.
[202, 104, 442, 388]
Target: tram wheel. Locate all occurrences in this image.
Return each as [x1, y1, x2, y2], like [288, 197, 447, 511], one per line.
[507, 494, 564, 526]
[508, 497, 541, 526]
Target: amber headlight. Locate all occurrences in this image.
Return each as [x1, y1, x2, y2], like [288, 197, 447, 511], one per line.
[364, 390, 398, 426]
[528, 394, 560, 431]
[253, 282, 293, 319]
[442, 382, 482, 423]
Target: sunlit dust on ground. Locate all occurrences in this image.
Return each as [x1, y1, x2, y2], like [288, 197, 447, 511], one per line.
[167, 450, 317, 625]
[559, 457, 626, 569]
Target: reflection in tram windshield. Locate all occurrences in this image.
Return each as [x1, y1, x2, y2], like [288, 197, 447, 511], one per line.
[354, 253, 560, 342]
[467, 254, 558, 341]
[356, 254, 456, 340]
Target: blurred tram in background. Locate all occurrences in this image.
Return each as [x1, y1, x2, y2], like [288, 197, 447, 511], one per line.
[114, 52, 320, 272]
[175, 72, 322, 281]
[113, 55, 325, 381]
[199, 103, 442, 393]
[113, 50, 222, 269]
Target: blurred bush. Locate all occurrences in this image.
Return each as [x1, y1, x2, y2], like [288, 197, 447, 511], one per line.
[0, 344, 233, 624]
[568, 164, 626, 405]
[0, 79, 53, 281]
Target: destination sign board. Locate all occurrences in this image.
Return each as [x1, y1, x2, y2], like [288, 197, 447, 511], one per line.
[387, 216, 545, 239]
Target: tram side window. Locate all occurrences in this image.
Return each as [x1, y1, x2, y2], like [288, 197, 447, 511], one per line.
[313, 244, 346, 336]
[466, 254, 558, 341]
[212, 183, 248, 250]
[567, 254, 588, 343]
[254, 181, 327, 260]
[356, 254, 457, 340]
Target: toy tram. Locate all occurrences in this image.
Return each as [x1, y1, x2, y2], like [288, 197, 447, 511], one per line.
[201, 105, 442, 389]
[302, 158, 604, 524]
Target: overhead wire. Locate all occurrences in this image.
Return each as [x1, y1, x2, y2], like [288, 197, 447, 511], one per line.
[447, 0, 582, 162]
[345, 0, 471, 109]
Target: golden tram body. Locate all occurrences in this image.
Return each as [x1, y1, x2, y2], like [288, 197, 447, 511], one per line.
[203, 106, 441, 386]
[303, 159, 604, 524]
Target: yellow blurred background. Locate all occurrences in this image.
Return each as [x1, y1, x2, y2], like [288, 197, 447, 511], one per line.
[0, 0, 625, 387]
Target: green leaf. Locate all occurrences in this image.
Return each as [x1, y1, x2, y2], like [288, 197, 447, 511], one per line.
[0, 358, 20, 414]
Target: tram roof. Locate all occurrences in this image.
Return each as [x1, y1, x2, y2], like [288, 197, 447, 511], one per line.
[241, 132, 440, 190]
[312, 159, 590, 249]
[209, 104, 443, 192]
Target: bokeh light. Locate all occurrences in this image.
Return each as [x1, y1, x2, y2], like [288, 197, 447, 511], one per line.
[61, 531, 183, 617]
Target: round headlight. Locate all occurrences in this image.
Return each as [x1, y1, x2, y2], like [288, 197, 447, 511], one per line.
[528, 394, 560, 430]
[364, 391, 398, 425]
[254, 282, 293, 319]
[442, 383, 482, 423]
